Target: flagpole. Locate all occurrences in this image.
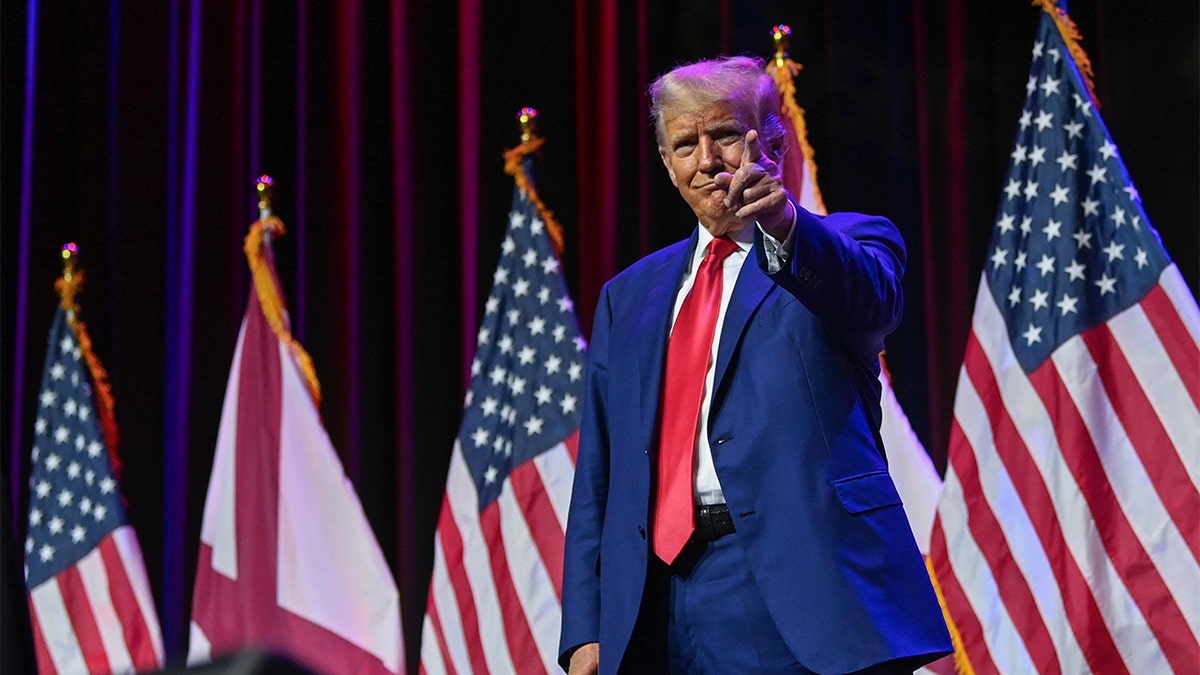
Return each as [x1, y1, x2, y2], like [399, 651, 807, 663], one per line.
[503, 108, 566, 257]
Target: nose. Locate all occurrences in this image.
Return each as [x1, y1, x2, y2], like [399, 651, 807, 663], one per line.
[697, 136, 723, 173]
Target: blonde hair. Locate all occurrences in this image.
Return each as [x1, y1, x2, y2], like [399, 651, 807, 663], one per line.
[649, 55, 787, 157]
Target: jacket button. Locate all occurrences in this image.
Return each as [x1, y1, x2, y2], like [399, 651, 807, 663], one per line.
[637, 526, 646, 539]
[715, 436, 732, 445]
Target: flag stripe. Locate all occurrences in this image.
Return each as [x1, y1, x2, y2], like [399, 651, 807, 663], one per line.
[961, 330, 1122, 674]
[433, 493, 492, 675]
[532, 436, 577, 531]
[56, 566, 111, 674]
[1141, 283, 1200, 410]
[497, 475, 562, 672]
[932, 475, 1020, 675]
[76, 545, 135, 674]
[98, 534, 159, 669]
[419, 585, 456, 675]
[480, 504, 545, 672]
[425, 535, 471, 674]
[509, 455, 565, 600]
[1079, 325, 1200, 556]
[29, 599, 64, 675]
[110, 527, 165, 665]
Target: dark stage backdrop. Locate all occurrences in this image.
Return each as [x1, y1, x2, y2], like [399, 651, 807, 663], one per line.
[3, 1, 1196, 671]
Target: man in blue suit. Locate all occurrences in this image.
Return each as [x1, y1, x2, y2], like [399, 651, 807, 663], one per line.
[559, 56, 952, 674]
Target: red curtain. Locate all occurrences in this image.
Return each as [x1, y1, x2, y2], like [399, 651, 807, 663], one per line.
[3, 1, 1195, 670]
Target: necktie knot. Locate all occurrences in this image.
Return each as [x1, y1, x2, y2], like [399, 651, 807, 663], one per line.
[706, 236, 739, 265]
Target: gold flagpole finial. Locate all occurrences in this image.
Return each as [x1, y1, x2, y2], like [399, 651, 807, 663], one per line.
[256, 175, 284, 242]
[771, 24, 792, 68]
[517, 107, 539, 144]
[57, 242, 83, 310]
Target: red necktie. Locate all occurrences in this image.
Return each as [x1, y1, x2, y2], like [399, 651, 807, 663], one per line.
[654, 236, 740, 564]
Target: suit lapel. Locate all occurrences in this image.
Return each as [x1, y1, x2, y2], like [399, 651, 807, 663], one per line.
[712, 248, 774, 407]
[635, 234, 696, 451]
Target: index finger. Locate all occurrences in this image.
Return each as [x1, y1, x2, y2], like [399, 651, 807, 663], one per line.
[743, 128, 765, 165]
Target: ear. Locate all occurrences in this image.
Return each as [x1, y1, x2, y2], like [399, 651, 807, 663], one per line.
[659, 147, 679, 187]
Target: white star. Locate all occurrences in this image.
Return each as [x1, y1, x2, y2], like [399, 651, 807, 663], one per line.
[1072, 230, 1093, 249]
[1049, 185, 1070, 206]
[1018, 109, 1033, 131]
[63, 399, 77, 417]
[1063, 120, 1084, 139]
[87, 441, 103, 458]
[1094, 273, 1117, 295]
[1102, 240, 1125, 262]
[523, 416, 544, 436]
[476, 328, 491, 346]
[1086, 164, 1107, 186]
[59, 336, 74, 353]
[484, 465, 499, 484]
[1036, 254, 1056, 277]
[535, 386, 554, 406]
[471, 358, 482, 377]
[557, 296, 574, 313]
[40, 389, 58, 409]
[85, 470, 94, 485]
[35, 417, 47, 435]
[1135, 248, 1149, 269]
[1098, 139, 1118, 160]
[1029, 289, 1050, 311]
[29, 508, 43, 526]
[1073, 94, 1093, 117]
[513, 278, 530, 297]
[67, 462, 81, 479]
[506, 308, 521, 326]
[1055, 150, 1078, 172]
[485, 296, 500, 314]
[493, 266, 510, 285]
[1032, 40, 1044, 58]
[528, 317, 546, 335]
[1020, 216, 1034, 236]
[471, 427, 490, 448]
[501, 235, 517, 254]
[489, 366, 507, 386]
[464, 390, 474, 407]
[45, 453, 62, 471]
[522, 249, 538, 268]
[990, 247, 1008, 269]
[509, 211, 526, 229]
[1023, 180, 1039, 201]
[71, 525, 87, 543]
[49, 516, 64, 534]
[1081, 197, 1101, 217]
[25, 538, 32, 554]
[57, 489, 73, 507]
[530, 217, 545, 235]
[75, 434, 85, 451]
[517, 345, 537, 365]
[1110, 206, 1127, 228]
[574, 336, 587, 352]
[1065, 259, 1087, 281]
[1132, 214, 1143, 231]
[1014, 251, 1028, 272]
[1039, 76, 1061, 96]
[541, 256, 561, 275]
[997, 213, 1016, 233]
[1043, 219, 1063, 241]
[1026, 74, 1038, 96]
[93, 504, 107, 522]
[1123, 184, 1140, 202]
[50, 363, 65, 380]
[498, 335, 514, 354]
[560, 394, 578, 414]
[568, 363, 583, 382]
[508, 376, 526, 396]
[1007, 287, 1022, 307]
[481, 397, 499, 416]
[39, 544, 55, 562]
[1048, 47, 1062, 63]
[537, 287, 552, 304]
[1022, 323, 1043, 346]
[1003, 180, 1021, 200]
[493, 436, 505, 453]
[35, 480, 51, 498]
[79, 497, 92, 515]
[1028, 145, 1046, 167]
[1010, 144, 1027, 164]
[77, 405, 90, 421]
[552, 325, 567, 343]
[544, 354, 563, 375]
[1056, 294, 1079, 316]
[1034, 110, 1054, 132]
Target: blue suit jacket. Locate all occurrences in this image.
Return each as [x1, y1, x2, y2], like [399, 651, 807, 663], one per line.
[559, 206, 952, 674]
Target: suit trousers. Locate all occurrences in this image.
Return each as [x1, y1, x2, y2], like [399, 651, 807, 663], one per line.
[620, 533, 916, 675]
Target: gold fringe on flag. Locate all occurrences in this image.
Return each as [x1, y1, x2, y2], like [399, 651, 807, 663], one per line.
[766, 25, 828, 216]
[56, 245, 122, 478]
[1032, 0, 1099, 109]
[926, 556, 976, 675]
[503, 108, 566, 257]
[243, 211, 323, 408]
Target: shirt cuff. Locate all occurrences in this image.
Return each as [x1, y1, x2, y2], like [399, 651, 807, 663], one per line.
[756, 204, 797, 273]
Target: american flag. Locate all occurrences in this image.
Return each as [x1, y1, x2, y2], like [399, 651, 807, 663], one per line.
[25, 306, 164, 674]
[930, 10, 1200, 674]
[189, 219, 404, 674]
[420, 154, 584, 674]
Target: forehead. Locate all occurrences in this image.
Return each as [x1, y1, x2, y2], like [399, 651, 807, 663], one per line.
[661, 101, 751, 138]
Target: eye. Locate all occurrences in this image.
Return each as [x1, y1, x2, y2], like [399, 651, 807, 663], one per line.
[672, 141, 696, 156]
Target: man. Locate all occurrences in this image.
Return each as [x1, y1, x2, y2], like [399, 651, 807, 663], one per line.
[559, 56, 952, 674]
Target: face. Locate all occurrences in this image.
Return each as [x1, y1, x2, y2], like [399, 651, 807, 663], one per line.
[658, 100, 754, 235]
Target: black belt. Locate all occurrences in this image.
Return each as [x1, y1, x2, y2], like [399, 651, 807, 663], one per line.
[692, 503, 735, 542]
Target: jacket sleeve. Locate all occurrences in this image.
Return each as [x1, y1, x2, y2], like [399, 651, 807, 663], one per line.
[558, 284, 612, 670]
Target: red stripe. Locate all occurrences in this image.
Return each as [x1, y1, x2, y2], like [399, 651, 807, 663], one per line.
[1142, 284, 1200, 411]
[563, 430, 579, 465]
[422, 595, 459, 675]
[930, 517, 1000, 675]
[29, 600, 59, 675]
[56, 565, 110, 674]
[1080, 324, 1200, 561]
[964, 332, 1128, 673]
[97, 535, 159, 670]
[508, 459, 565, 600]
[433, 496, 491, 675]
[479, 503, 544, 673]
[942, 414, 1061, 674]
[1029, 358, 1199, 669]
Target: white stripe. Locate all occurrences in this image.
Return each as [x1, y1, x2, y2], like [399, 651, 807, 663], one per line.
[972, 281, 1167, 671]
[532, 442, 574, 531]
[498, 477, 561, 673]
[1160, 265, 1200, 345]
[424, 534, 472, 674]
[879, 368, 942, 554]
[952, 355, 1090, 674]
[76, 548, 136, 674]
[198, 318, 247, 577]
[30, 577, 87, 674]
[419, 610, 448, 675]
[1054, 332, 1200, 637]
[937, 462, 1037, 674]
[111, 527, 165, 662]
[445, 441, 518, 674]
[187, 621, 212, 666]
[1109, 299, 1200, 489]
